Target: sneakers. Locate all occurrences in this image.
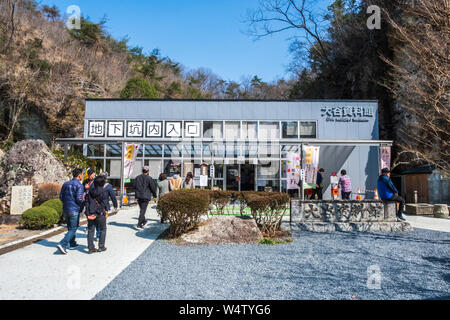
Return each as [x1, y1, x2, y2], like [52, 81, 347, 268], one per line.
[136, 225, 144, 230]
[57, 245, 68, 255]
[397, 213, 407, 221]
[98, 247, 107, 252]
[69, 243, 79, 250]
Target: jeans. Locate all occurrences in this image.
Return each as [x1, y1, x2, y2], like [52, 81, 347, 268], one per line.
[87, 215, 107, 250]
[137, 199, 149, 226]
[59, 211, 80, 249]
[389, 194, 406, 217]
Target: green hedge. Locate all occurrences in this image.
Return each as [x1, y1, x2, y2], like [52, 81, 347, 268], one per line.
[20, 206, 59, 230]
[157, 189, 210, 238]
[157, 189, 291, 238]
[41, 199, 64, 223]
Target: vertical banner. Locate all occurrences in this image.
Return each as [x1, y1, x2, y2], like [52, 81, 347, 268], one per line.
[379, 146, 391, 172]
[124, 143, 140, 179]
[287, 152, 301, 190]
[302, 146, 320, 185]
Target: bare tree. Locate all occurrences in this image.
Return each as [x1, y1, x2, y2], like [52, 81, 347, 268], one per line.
[0, 0, 17, 54]
[246, 0, 330, 63]
[381, 0, 450, 175]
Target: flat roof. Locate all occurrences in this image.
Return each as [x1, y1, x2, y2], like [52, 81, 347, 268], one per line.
[86, 98, 379, 103]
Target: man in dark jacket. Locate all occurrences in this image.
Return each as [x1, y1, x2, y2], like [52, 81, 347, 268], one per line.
[85, 176, 109, 254]
[134, 166, 157, 229]
[57, 168, 84, 255]
[377, 168, 406, 221]
[92, 172, 118, 241]
[313, 168, 325, 200]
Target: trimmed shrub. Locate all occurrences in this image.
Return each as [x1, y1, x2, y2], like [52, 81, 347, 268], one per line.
[246, 192, 290, 236]
[209, 190, 232, 215]
[157, 189, 210, 238]
[41, 199, 64, 223]
[20, 206, 59, 230]
[36, 183, 61, 205]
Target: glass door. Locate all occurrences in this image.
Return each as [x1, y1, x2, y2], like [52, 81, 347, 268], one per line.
[225, 165, 240, 191]
[240, 163, 256, 191]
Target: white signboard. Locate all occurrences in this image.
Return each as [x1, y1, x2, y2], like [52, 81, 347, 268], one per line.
[10, 186, 33, 216]
[199, 175, 208, 187]
[88, 121, 105, 137]
[146, 121, 163, 137]
[185, 122, 201, 137]
[286, 152, 301, 190]
[127, 121, 144, 137]
[108, 121, 124, 137]
[166, 122, 182, 138]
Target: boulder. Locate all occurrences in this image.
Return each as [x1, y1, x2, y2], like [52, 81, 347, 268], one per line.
[180, 216, 263, 245]
[433, 204, 449, 219]
[0, 140, 69, 214]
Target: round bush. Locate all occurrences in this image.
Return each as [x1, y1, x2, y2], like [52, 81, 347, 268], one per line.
[41, 199, 64, 223]
[20, 206, 59, 230]
[157, 189, 210, 238]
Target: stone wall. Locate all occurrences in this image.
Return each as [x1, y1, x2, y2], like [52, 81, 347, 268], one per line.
[291, 200, 412, 232]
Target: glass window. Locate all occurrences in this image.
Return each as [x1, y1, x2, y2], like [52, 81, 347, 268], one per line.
[300, 122, 317, 138]
[256, 179, 280, 192]
[182, 144, 202, 158]
[106, 144, 121, 157]
[204, 142, 225, 157]
[257, 161, 280, 179]
[259, 122, 280, 139]
[203, 121, 223, 139]
[225, 143, 239, 158]
[282, 122, 298, 139]
[144, 160, 162, 179]
[137, 144, 144, 158]
[144, 144, 163, 158]
[258, 143, 280, 158]
[105, 159, 121, 178]
[242, 121, 258, 139]
[214, 164, 224, 179]
[164, 160, 181, 177]
[87, 144, 104, 157]
[164, 144, 183, 158]
[281, 145, 299, 158]
[224, 121, 240, 140]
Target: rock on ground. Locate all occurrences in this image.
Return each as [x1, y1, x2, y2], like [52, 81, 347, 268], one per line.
[180, 216, 263, 245]
[0, 140, 69, 213]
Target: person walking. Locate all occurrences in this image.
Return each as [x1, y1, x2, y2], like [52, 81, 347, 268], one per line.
[157, 173, 171, 223]
[94, 172, 118, 241]
[85, 176, 109, 253]
[169, 171, 182, 191]
[83, 168, 96, 195]
[57, 168, 84, 255]
[134, 166, 157, 229]
[182, 172, 195, 189]
[313, 168, 325, 200]
[377, 168, 406, 221]
[338, 169, 352, 200]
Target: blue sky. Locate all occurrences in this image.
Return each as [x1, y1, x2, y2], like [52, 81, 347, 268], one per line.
[41, 0, 330, 82]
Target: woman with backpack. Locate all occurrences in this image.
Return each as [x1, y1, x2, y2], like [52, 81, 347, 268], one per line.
[85, 176, 109, 254]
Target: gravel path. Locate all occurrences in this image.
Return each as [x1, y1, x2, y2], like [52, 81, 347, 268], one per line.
[94, 228, 450, 300]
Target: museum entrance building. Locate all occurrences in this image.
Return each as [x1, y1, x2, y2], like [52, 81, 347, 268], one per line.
[56, 99, 392, 200]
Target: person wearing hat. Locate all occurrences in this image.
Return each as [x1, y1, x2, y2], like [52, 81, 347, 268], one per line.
[134, 166, 157, 229]
[377, 168, 406, 221]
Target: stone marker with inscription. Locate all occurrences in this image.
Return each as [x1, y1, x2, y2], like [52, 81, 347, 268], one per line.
[10, 186, 33, 216]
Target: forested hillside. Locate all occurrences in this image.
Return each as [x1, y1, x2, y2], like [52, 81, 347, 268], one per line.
[0, 0, 448, 174]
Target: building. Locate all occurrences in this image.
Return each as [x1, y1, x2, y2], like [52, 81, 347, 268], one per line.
[57, 99, 392, 200]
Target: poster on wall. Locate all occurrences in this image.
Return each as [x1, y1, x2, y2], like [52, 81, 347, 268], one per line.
[124, 143, 140, 179]
[302, 146, 320, 185]
[287, 152, 301, 190]
[379, 146, 391, 172]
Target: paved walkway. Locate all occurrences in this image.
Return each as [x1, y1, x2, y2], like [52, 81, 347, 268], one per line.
[0, 206, 166, 300]
[404, 214, 450, 233]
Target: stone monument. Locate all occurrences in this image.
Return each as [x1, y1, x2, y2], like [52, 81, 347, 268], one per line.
[10, 186, 33, 216]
